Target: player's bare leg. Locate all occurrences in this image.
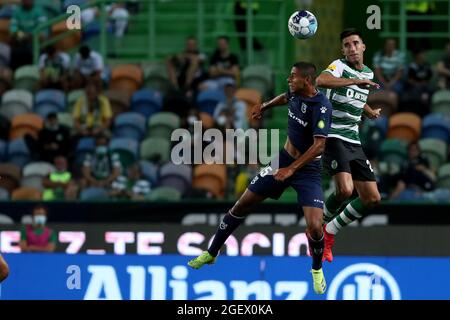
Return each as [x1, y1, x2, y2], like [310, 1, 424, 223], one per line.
[324, 180, 380, 262]
[303, 206, 326, 294]
[323, 172, 353, 262]
[323, 172, 353, 223]
[188, 189, 266, 269]
[0, 254, 9, 283]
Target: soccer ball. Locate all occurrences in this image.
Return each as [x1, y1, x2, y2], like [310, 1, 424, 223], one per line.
[288, 10, 318, 39]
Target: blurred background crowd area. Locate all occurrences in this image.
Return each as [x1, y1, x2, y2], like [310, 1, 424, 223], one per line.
[0, 0, 448, 205]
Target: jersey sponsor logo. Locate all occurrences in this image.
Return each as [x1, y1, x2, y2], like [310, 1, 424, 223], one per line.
[317, 120, 325, 129]
[288, 109, 308, 127]
[219, 222, 228, 230]
[327, 63, 336, 71]
[301, 103, 307, 113]
[346, 88, 368, 101]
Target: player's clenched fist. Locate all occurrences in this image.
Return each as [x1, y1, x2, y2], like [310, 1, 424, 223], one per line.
[251, 104, 264, 120]
[273, 167, 295, 182]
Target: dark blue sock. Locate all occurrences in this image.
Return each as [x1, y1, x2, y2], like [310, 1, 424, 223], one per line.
[307, 233, 324, 270]
[208, 212, 245, 257]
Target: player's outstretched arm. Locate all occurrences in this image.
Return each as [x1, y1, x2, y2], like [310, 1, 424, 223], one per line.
[316, 72, 379, 89]
[251, 93, 288, 120]
[273, 136, 326, 182]
[363, 104, 381, 119]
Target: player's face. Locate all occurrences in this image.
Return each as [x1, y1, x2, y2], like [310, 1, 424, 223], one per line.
[287, 67, 307, 92]
[342, 35, 365, 64]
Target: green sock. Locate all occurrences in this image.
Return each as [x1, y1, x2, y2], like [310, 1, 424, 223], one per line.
[326, 197, 369, 235]
[324, 193, 345, 223]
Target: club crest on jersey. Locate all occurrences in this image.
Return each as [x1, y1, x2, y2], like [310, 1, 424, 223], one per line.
[327, 63, 336, 71]
[301, 103, 307, 113]
[320, 106, 327, 113]
[331, 160, 338, 170]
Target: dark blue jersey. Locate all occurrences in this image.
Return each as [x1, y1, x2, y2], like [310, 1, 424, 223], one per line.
[285, 90, 332, 154]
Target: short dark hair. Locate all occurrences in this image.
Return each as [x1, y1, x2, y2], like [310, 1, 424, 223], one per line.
[33, 204, 48, 214]
[79, 45, 91, 59]
[292, 61, 317, 82]
[340, 28, 363, 42]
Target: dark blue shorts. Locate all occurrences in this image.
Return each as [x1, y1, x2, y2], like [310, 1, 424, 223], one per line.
[248, 149, 324, 208]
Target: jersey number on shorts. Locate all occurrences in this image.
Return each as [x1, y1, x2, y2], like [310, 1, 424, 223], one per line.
[366, 160, 374, 172]
[259, 165, 273, 177]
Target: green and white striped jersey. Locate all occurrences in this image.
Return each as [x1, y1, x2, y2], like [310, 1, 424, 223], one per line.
[320, 59, 374, 145]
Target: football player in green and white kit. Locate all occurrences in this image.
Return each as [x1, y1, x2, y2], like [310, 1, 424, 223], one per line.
[316, 28, 382, 262]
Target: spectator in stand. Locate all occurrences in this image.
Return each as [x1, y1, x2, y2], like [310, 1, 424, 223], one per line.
[42, 156, 78, 201]
[213, 79, 248, 130]
[0, 66, 12, 96]
[81, 1, 129, 38]
[166, 36, 207, 93]
[72, 45, 104, 89]
[389, 142, 436, 199]
[373, 38, 405, 94]
[402, 49, 433, 116]
[9, 0, 47, 70]
[72, 81, 112, 138]
[19, 204, 57, 253]
[37, 112, 71, 163]
[0, 254, 8, 282]
[110, 163, 151, 200]
[38, 46, 70, 91]
[437, 39, 450, 89]
[81, 134, 121, 189]
[108, 3, 129, 37]
[200, 36, 240, 90]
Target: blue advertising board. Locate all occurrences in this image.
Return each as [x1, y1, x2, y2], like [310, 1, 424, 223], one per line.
[0, 254, 448, 300]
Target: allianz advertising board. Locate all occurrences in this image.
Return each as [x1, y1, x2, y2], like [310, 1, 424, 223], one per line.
[0, 254, 448, 300]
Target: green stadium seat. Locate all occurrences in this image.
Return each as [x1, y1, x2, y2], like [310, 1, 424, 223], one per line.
[242, 65, 273, 99]
[431, 90, 450, 116]
[143, 64, 172, 94]
[57, 112, 73, 130]
[147, 112, 180, 139]
[379, 138, 408, 167]
[437, 163, 450, 189]
[0, 89, 33, 120]
[14, 65, 39, 92]
[147, 186, 181, 202]
[140, 137, 171, 164]
[67, 90, 85, 112]
[418, 138, 448, 170]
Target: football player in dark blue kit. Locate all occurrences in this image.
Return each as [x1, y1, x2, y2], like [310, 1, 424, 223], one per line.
[188, 62, 332, 294]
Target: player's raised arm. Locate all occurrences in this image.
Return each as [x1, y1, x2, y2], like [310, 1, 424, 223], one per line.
[251, 93, 288, 120]
[316, 71, 379, 89]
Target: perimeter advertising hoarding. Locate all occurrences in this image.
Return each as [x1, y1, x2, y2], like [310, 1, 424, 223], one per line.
[0, 254, 447, 300]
